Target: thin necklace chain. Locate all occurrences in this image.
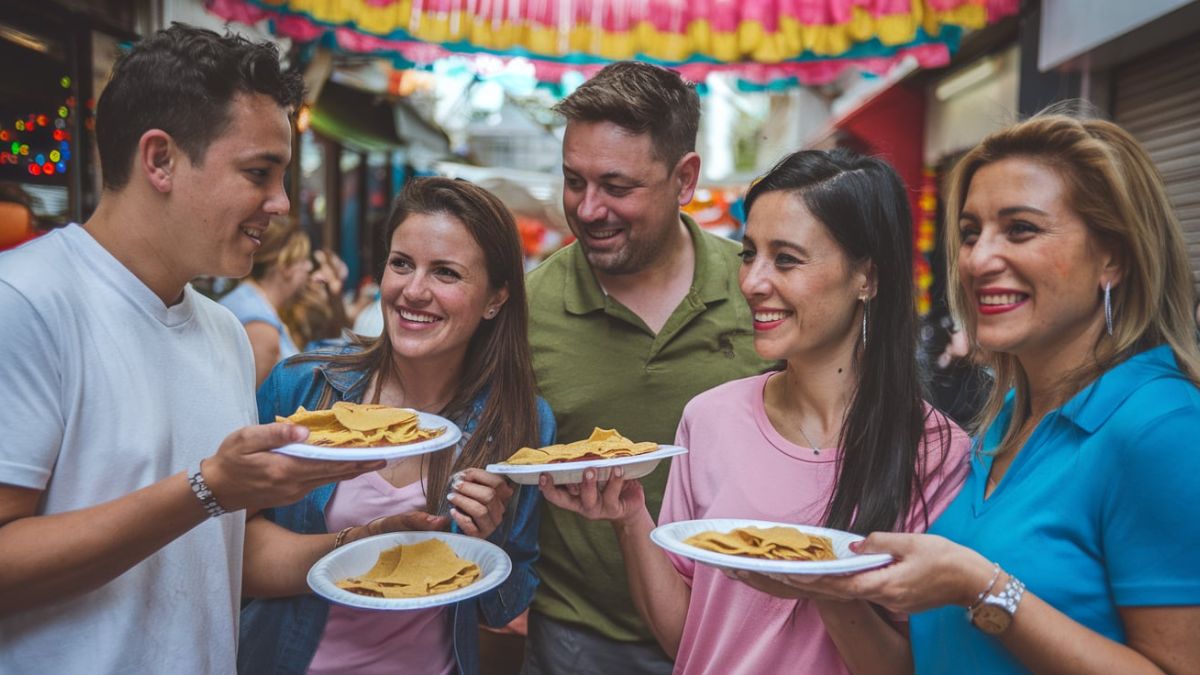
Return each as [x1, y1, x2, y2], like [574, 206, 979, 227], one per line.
[795, 420, 822, 453]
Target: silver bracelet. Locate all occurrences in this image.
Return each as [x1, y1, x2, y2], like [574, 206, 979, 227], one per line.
[188, 466, 227, 518]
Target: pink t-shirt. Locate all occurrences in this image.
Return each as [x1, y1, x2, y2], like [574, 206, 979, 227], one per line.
[307, 472, 454, 675]
[659, 372, 971, 675]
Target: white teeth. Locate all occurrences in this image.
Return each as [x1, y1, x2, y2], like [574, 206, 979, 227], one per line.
[240, 227, 262, 241]
[979, 293, 1025, 306]
[589, 229, 620, 240]
[398, 309, 439, 323]
[754, 311, 790, 322]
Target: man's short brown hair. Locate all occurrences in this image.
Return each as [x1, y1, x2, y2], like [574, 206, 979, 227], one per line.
[553, 62, 700, 167]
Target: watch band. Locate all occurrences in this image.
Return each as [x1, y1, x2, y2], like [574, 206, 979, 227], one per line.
[968, 573, 1026, 634]
[188, 466, 227, 518]
[994, 575, 1026, 615]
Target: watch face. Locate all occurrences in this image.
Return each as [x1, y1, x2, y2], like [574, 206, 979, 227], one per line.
[973, 604, 1012, 635]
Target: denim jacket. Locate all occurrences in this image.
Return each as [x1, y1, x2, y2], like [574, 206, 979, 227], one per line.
[237, 349, 554, 675]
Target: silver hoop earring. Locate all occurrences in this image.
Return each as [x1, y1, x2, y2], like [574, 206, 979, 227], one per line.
[861, 298, 868, 347]
[1104, 281, 1113, 336]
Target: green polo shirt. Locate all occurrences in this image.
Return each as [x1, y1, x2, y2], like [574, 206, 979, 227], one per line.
[526, 214, 774, 643]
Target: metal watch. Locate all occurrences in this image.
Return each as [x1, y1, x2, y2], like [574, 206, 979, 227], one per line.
[188, 467, 227, 518]
[968, 574, 1025, 635]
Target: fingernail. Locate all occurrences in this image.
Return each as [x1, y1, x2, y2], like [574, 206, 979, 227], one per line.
[446, 493, 455, 503]
[291, 425, 307, 441]
[538, 475, 547, 486]
[451, 477, 464, 490]
[584, 469, 594, 480]
[614, 467, 624, 478]
[849, 541, 862, 553]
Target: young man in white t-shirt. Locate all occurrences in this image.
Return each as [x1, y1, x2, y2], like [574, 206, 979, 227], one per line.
[0, 25, 389, 673]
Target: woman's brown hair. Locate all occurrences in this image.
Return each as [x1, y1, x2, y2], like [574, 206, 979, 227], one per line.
[304, 177, 539, 515]
[944, 111, 1200, 455]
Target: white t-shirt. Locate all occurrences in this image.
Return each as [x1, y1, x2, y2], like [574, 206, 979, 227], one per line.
[0, 225, 256, 673]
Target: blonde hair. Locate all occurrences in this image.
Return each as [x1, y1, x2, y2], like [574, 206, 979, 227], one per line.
[944, 112, 1200, 453]
[250, 217, 311, 279]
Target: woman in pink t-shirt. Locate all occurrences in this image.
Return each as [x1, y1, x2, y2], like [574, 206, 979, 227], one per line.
[540, 149, 971, 674]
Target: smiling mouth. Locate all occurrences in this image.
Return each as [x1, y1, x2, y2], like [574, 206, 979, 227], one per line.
[979, 292, 1027, 306]
[580, 224, 623, 241]
[753, 310, 791, 322]
[977, 292, 1029, 314]
[239, 226, 264, 244]
[398, 308, 441, 324]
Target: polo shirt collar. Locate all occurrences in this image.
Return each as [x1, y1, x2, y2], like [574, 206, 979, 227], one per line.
[1058, 345, 1180, 433]
[563, 213, 732, 315]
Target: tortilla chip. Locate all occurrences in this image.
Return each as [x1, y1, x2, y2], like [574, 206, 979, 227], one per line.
[278, 402, 446, 448]
[684, 526, 837, 561]
[501, 428, 658, 465]
[336, 539, 481, 598]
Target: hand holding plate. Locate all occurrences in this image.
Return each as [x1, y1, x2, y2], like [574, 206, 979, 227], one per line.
[447, 469, 513, 539]
[760, 532, 996, 614]
[538, 467, 646, 524]
[204, 422, 385, 513]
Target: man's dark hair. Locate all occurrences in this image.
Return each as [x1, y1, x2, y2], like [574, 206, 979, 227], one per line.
[552, 61, 700, 168]
[95, 23, 304, 190]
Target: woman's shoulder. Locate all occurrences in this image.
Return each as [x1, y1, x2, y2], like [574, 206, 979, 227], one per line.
[1103, 373, 1200, 446]
[683, 371, 773, 417]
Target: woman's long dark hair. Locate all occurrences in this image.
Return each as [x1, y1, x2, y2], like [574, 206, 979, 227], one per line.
[302, 177, 539, 516]
[744, 149, 953, 534]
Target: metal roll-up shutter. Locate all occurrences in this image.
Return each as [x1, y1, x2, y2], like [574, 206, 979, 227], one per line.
[1114, 35, 1200, 295]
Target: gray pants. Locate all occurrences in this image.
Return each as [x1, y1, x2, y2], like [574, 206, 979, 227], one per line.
[521, 611, 675, 675]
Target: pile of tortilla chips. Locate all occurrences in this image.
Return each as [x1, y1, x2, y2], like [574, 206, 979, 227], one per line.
[278, 402, 445, 448]
[501, 427, 658, 465]
[684, 526, 837, 561]
[336, 539, 481, 598]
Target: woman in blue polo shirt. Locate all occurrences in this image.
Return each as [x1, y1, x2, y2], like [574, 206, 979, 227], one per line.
[764, 113, 1200, 672]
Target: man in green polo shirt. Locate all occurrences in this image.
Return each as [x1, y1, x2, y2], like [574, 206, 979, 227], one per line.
[522, 61, 772, 674]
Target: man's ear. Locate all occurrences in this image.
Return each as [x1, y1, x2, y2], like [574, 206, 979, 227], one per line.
[139, 129, 176, 194]
[673, 151, 702, 207]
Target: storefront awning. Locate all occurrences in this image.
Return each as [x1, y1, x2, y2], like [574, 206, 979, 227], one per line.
[206, 0, 1019, 87]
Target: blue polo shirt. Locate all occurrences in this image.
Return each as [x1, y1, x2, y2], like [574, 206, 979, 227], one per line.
[911, 345, 1200, 674]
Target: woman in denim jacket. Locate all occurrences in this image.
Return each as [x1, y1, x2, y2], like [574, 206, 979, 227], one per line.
[238, 177, 553, 675]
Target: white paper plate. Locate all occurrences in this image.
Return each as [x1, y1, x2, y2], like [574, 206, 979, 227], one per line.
[650, 518, 894, 575]
[273, 411, 462, 462]
[307, 531, 512, 611]
[486, 445, 688, 485]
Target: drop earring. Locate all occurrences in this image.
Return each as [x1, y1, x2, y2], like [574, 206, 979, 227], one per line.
[1104, 281, 1113, 336]
[860, 297, 868, 347]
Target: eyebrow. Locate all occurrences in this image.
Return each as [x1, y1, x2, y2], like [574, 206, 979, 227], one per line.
[389, 250, 467, 268]
[742, 235, 811, 257]
[245, 152, 288, 165]
[770, 239, 811, 257]
[998, 206, 1049, 217]
[562, 164, 639, 184]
